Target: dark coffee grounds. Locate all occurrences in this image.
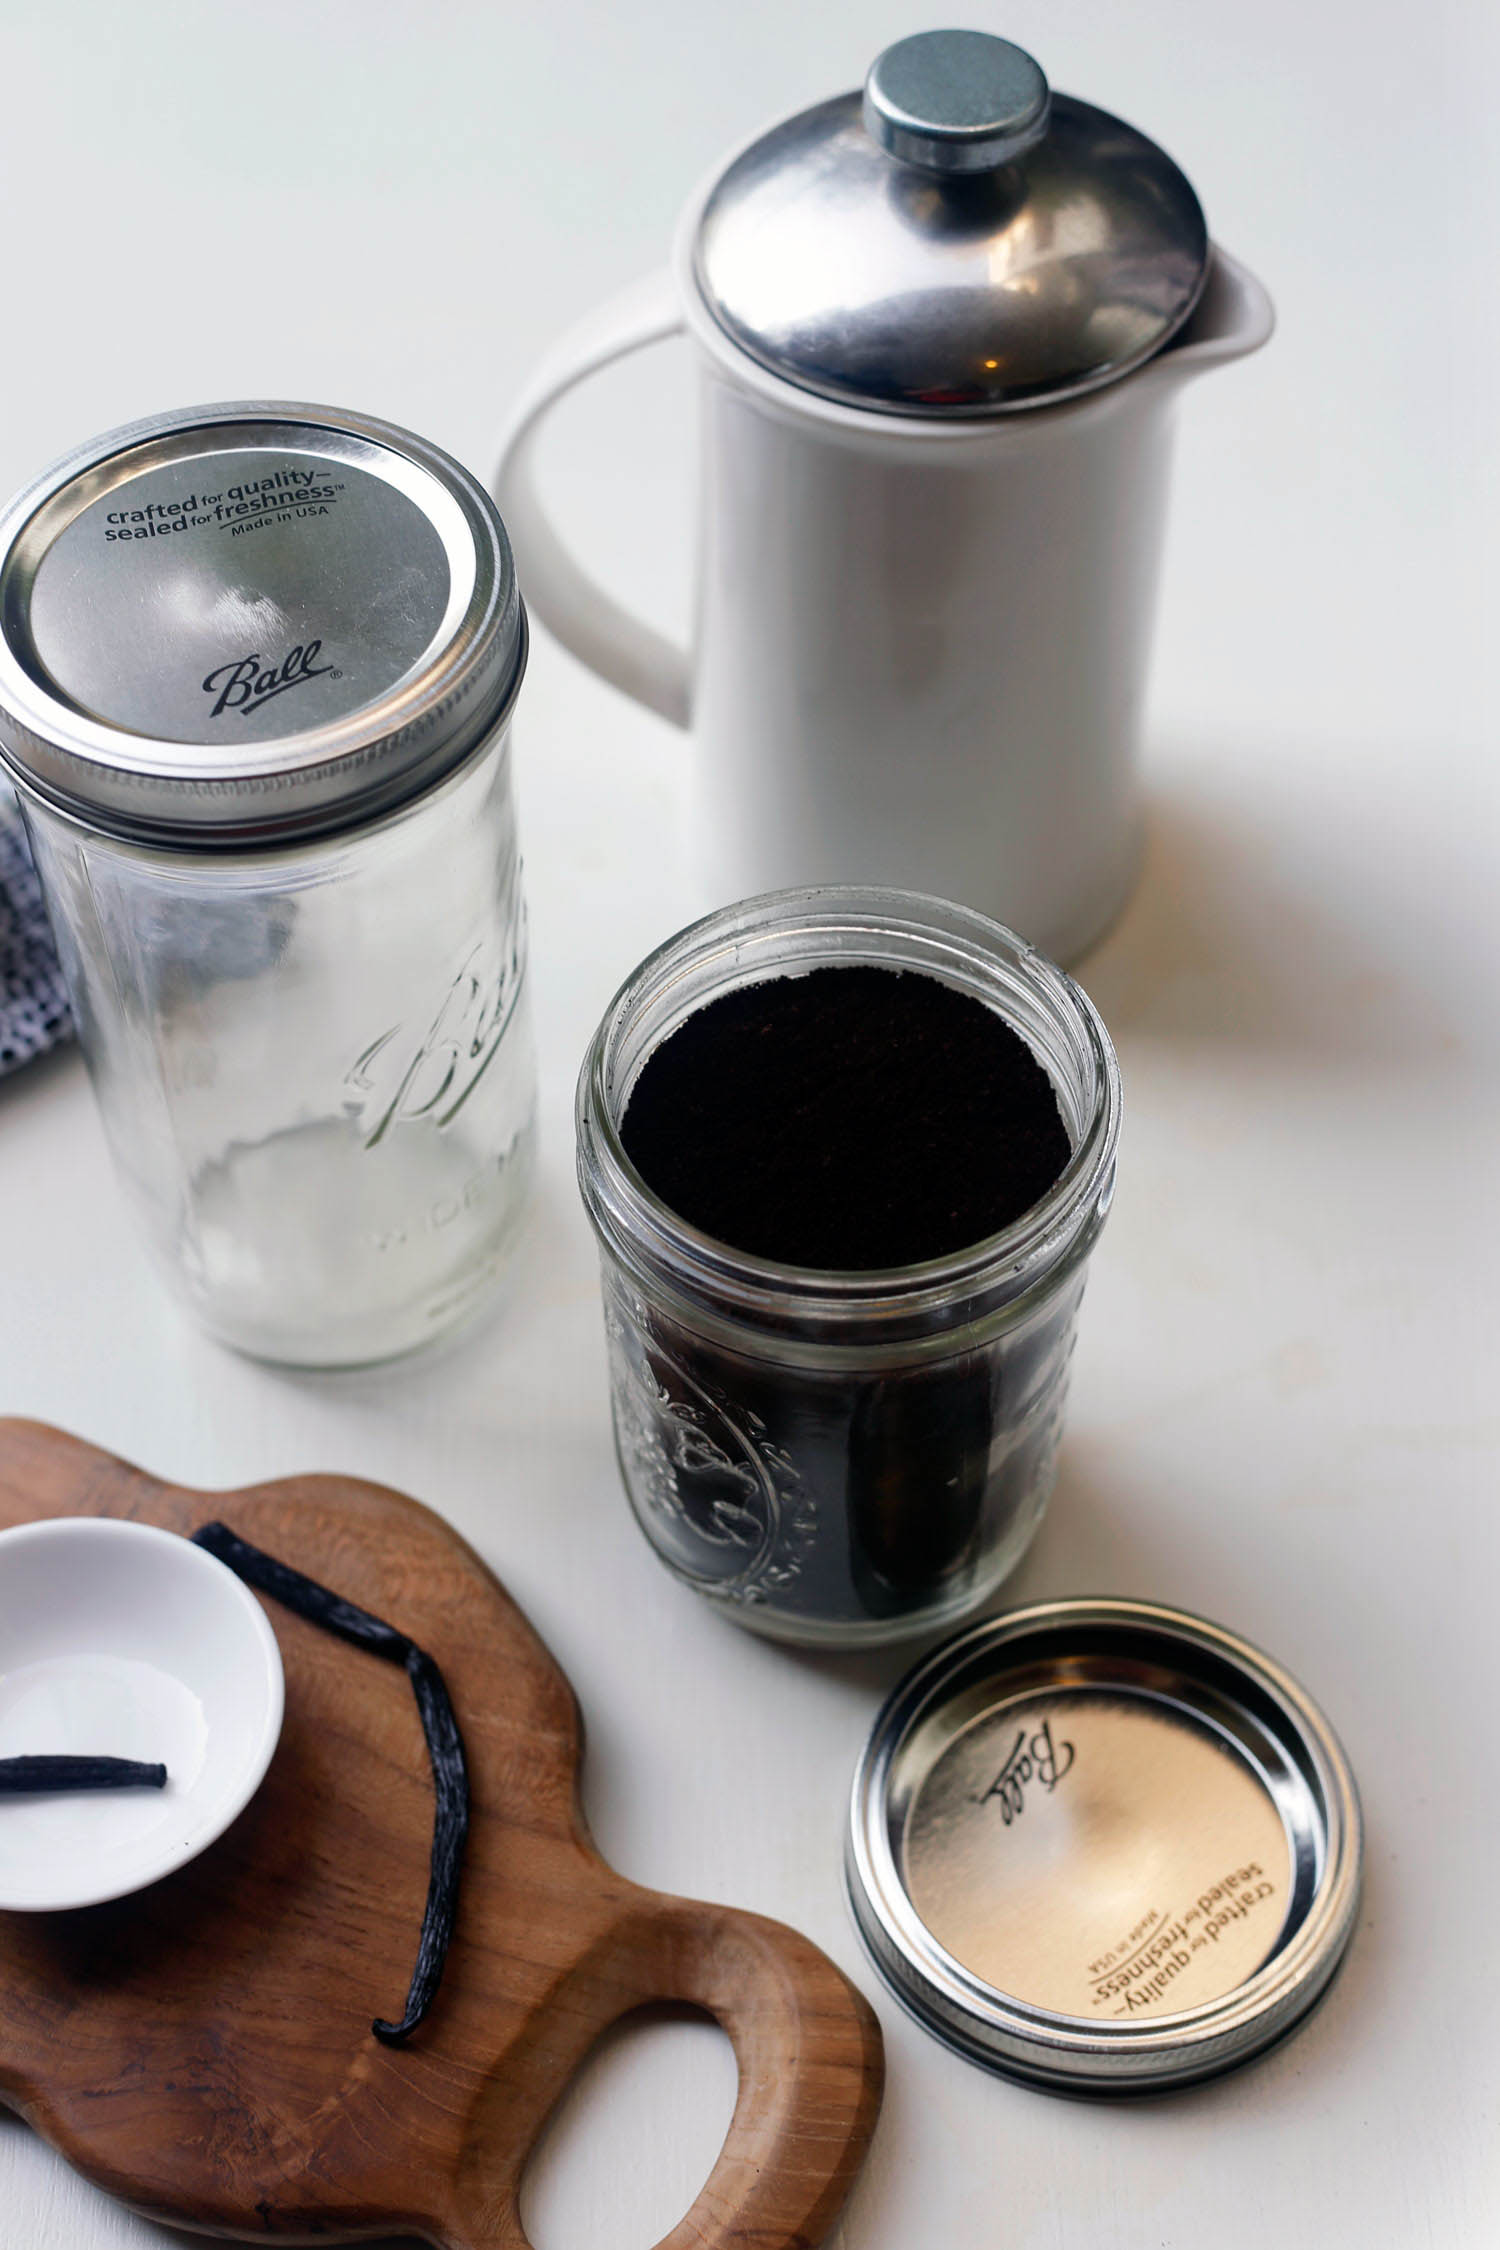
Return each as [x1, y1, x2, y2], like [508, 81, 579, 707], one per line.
[619, 965, 1070, 1269]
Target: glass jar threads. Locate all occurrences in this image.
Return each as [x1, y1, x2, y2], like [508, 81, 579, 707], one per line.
[0, 403, 535, 1366]
[577, 888, 1122, 1646]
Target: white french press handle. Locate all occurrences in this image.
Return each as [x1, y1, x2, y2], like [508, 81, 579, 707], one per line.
[493, 272, 691, 729]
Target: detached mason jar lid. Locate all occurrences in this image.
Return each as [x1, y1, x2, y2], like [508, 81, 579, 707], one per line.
[693, 29, 1209, 416]
[0, 402, 526, 845]
[847, 1599, 1362, 2091]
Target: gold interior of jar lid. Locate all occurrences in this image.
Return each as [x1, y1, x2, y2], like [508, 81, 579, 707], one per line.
[901, 1681, 1294, 2022]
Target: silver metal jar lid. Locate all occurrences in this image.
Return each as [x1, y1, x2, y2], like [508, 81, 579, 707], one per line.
[0, 401, 526, 845]
[693, 30, 1209, 416]
[847, 1599, 1362, 2091]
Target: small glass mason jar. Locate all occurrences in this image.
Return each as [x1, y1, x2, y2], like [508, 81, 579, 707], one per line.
[0, 402, 535, 1366]
[577, 889, 1121, 1646]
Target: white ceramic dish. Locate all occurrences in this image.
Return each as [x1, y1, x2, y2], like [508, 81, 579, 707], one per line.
[0, 1517, 284, 1911]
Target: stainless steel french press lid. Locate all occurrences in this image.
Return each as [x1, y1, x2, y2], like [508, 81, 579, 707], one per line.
[847, 1599, 1362, 2091]
[694, 29, 1210, 415]
[0, 402, 526, 845]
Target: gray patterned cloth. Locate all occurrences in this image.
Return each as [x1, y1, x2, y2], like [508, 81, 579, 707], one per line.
[0, 798, 72, 1076]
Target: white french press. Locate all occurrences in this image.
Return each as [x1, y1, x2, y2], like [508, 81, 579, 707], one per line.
[497, 30, 1272, 961]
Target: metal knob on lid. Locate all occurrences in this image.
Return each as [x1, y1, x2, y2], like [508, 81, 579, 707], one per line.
[862, 29, 1051, 175]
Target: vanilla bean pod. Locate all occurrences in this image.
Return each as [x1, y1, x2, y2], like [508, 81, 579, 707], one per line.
[192, 1521, 469, 2046]
[0, 1756, 167, 1793]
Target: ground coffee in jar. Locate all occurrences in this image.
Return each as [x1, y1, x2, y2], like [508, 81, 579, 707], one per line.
[619, 964, 1071, 1272]
[578, 890, 1121, 1647]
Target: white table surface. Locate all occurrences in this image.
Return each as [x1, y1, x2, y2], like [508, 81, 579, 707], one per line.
[0, 3, 1494, 2245]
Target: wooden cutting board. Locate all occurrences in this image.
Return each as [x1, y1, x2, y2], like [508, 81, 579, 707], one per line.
[0, 1419, 883, 2248]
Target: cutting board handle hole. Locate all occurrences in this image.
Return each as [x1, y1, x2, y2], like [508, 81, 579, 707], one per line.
[519, 2003, 738, 2250]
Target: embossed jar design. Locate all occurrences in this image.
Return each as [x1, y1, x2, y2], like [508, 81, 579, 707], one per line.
[0, 403, 535, 1365]
[577, 889, 1121, 1646]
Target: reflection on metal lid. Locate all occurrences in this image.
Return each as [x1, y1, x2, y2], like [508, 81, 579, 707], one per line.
[0, 401, 526, 845]
[694, 33, 1208, 416]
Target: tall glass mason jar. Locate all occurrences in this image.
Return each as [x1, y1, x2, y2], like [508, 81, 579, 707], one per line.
[578, 889, 1121, 1646]
[0, 403, 535, 1365]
